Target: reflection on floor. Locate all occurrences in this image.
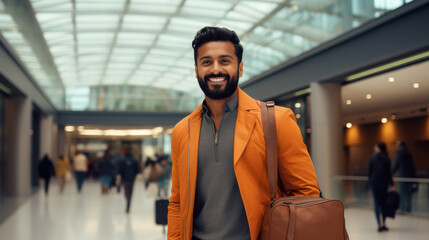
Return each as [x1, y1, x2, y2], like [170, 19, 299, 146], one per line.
[0, 180, 428, 240]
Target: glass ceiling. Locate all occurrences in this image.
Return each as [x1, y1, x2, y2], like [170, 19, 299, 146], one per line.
[0, 0, 413, 111]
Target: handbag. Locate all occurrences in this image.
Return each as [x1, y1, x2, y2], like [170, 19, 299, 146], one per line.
[259, 101, 349, 240]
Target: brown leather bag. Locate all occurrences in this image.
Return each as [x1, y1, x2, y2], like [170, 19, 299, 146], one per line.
[259, 101, 349, 240]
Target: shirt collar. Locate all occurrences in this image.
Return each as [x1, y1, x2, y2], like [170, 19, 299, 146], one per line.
[202, 93, 238, 115]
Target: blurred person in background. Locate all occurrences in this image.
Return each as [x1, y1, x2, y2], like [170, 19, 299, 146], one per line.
[157, 155, 171, 198]
[55, 154, 71, 193]
[369, 142, 393, 232]
[116, 146, 141, 213]
[96, 149, 115, 194]
[38, 153, 55, 195]
[392, 141, 416, 214]
[73, 150, 88, 193]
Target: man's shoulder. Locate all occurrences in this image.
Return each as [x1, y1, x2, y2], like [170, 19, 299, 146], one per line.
[172, 105, 202, 136]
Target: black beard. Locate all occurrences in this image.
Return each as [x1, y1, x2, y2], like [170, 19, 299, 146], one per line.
[197, 71, 239, 100]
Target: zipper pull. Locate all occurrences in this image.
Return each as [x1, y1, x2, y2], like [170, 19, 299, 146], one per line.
[215, 132, 219, 144]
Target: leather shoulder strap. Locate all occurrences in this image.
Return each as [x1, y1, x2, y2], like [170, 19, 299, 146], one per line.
[260, 101, 277, 202]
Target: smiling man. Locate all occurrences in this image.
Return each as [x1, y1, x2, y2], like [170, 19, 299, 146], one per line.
[167, 27, 320, 240]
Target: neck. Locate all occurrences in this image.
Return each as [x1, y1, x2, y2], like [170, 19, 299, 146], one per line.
[204, 90, 237, 118]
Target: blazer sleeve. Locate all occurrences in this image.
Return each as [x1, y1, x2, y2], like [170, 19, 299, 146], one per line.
[167, 127, 181, 240]
[275, 108, 320, 197]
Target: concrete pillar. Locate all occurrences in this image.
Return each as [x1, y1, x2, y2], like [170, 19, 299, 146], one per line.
[310, 82, 342, 199]
[5, 97, 32, 196]
[40, 114, 54, 159]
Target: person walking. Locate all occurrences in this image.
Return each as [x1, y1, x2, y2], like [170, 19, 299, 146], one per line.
[55, 154, 70, 193]
[73, 150, 88, 193]
[116, 146, 141, 213]
[167, 27, 319, 240]
[369, 142, 393, 232]
[38, 154, 55, 195]
[392, 141, 416, 214]
[97, 150, 115, 194]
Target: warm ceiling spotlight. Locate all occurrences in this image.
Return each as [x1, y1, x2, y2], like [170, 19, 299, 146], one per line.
[346, 123, 352, 128]
[346, 100, 352, 105]
[391, 114, 397, 120]
[296, 114, 301, 119]
[65, 126, 75, 132]
[294, 102, 302, 108]
[413, 83, 420, 88]
[77, 126, 85, 131]
[388, 77, 395, 82]
[381, 118, 388, 123]
[366, 94, 372, 100]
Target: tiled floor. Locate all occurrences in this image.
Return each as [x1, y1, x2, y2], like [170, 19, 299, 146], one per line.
[1, 180, 428, 240]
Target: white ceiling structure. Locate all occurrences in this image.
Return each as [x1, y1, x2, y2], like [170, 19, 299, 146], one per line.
[342, 59, 429, 125]
[0, 0, 413, 111]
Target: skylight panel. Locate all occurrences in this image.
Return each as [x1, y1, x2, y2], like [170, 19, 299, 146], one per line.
[139, 64, 168, 72]
[184, 0, 233, 10]
[162, 72, 185, 80]
[116, 32, 156, 46]
[129, 0, 180, 14]
[225, 10, 258, 23]
[110, 54, 142, 62]
[30, 0, 71, 12]
[112, 47, 147, 55]
[43, 32, 73, 45]
[107, 62, 135, 70]
[0, 14, 16, 30]
[77, 32, 114, 45]
[75, 0, 126, 12]
[216, 20, 253, 35]
[122, 14, 167, 31]
[128, 75, 156, 85]
[149, 48, 183, 57]
[2, 31, 27, 45]
[76, 14, 120, 31]
[168, 17, 214, 33]
[102, 75, 128, 84]
[144, 55, 177, 66]
[241, 1, 278, 15]
[134, 69, 162, 77]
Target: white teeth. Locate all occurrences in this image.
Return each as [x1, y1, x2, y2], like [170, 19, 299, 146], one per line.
[208, 77, 226, 82]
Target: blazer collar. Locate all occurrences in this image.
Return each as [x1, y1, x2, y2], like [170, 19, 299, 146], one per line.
[187, 87, 260, 166]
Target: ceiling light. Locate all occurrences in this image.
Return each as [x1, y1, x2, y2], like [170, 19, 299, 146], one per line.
[346, 100, 352, 105]
[65, 126, 75, 132]
[381, 118, 388, 123]
[366, 94, 372, 100]
[413, 83, 420, 88]
[306, 128, 311, 134]
[294, 102, 302, 108]
[388, 77, 395, 82]
[296, 113, 301, 119]
[346, 123, 352, 128]
[77, 126, 85, 131]
[391, 114, 397, 120]
[292, 5, 299, 11]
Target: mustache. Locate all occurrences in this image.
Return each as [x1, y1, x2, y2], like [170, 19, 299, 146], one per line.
[203, 73, 230, 82]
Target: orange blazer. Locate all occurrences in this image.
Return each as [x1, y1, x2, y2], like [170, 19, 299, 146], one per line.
[168, 88, 319, 240]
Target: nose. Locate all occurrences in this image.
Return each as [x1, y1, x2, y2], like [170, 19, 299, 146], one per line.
[209, 61, 222, 74]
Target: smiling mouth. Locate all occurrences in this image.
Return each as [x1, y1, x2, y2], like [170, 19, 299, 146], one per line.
[208, 77, 227, 82]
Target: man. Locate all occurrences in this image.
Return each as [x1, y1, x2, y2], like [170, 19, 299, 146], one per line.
[392, 141, 416, 214]
[38, 154, 55, 195]
[168, 27, 319, 240]
[116, 145, 141, 213]
[73, 150, 88, 193]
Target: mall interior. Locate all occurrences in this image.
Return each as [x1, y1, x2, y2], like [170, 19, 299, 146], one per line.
[0, 0, 429, 239]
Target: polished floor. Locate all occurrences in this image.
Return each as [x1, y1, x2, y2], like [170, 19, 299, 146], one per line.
[0, 180, 428, 240]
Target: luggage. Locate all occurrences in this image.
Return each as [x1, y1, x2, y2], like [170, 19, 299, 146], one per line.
[155, 199, 169, 225]
[259, 101, 349, 240]
[384, 191, 400, 218]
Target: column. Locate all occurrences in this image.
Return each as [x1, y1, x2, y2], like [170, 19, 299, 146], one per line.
[310, 82, 342, 199]
[5, 97, 32, 196]
[40, 114, 54, 159]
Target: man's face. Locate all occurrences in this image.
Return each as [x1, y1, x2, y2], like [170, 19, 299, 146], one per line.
[195, 41, 243, 100]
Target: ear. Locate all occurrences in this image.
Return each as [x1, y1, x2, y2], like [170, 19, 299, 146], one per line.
[194, 64, 198, 78]
[239, 61, 243, 77]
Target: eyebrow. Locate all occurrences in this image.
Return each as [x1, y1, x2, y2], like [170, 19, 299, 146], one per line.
[198, 54, 234, 62]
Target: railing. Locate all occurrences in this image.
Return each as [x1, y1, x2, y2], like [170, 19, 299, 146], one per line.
[334, 175, 429, 217]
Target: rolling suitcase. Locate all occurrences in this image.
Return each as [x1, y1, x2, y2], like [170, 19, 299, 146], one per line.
[155, 199, 169, 233]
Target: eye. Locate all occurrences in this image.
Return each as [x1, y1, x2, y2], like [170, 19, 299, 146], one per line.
[201, 60, 211, 65]
[221, 59, 231, 64]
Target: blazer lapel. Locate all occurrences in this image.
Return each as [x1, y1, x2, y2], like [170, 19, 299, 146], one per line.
[188, 107, 202, 205]
[234, 88, 259, 166]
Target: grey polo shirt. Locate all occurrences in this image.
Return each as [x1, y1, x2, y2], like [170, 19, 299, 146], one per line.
[193, 94, 250, 240]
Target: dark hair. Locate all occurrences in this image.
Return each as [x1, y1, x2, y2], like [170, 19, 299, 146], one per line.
[192, 26, 243, 64]
[376, 142, 388, 155]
